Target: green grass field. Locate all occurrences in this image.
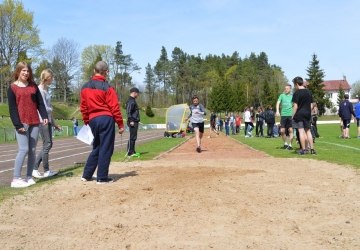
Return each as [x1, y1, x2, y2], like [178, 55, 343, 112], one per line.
[232, 124, 359, 168]
[112, 137, 186, 162]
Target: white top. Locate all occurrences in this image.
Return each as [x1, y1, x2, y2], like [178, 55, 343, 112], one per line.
[244, 110, 251, 122]
[38, 85, 55, 124]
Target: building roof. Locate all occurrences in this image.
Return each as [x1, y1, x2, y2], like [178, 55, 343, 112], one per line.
[322, 80, 351, 91]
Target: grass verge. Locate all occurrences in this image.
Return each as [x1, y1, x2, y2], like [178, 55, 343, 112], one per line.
[112, 137, 186, 162]
[232, 124, 360, 169]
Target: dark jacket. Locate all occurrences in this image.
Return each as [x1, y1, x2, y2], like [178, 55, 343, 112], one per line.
[339, 100, 355, 120]
[264, 109, 275, 124]
[126, 96, 140, 123]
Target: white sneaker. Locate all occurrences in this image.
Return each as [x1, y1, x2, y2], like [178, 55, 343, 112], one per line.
[43, 170, 58, 178]
[32, 170, 43, 178]
[11, 178, 30, 188]
[26, 177, 36, 186]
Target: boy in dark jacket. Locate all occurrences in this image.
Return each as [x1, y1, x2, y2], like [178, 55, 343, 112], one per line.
[338, 94, 355, 139]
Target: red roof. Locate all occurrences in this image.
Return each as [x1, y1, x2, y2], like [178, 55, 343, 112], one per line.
[322, 80, 351, 91]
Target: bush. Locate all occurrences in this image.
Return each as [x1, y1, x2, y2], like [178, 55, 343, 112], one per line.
[145, 105, 155, 117]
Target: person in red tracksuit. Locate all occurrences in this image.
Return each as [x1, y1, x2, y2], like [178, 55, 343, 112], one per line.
[80, 61, 125, 184]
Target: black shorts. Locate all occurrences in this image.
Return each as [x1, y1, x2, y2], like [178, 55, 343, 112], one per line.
[342, 119, 351, 129]
[357, 118, 360, 127]
[192, 122, 205, 133]
[292, 119, 311, 130]
[280, 116, 292, 129]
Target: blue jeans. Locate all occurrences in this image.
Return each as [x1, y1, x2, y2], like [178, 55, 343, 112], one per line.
[14, 125, 39, 179]
[82, 116, 115, 181]
[35, 123, 53, 171]
[73, 126, 78, 136]
[225, 124, 229, 135]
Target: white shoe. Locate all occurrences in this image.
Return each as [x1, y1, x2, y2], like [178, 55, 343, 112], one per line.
[32, 170, 43, 178]
[43, 170, 58, 178]
[26, 177, 36, 186]
[11, 178, 30, 188]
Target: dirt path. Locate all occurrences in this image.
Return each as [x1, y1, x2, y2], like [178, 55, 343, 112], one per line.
[1, 133, 360, 249]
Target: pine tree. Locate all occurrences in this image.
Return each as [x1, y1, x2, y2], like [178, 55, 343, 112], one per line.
[305, 54, 330, 115]
[337, 84, 345, 106]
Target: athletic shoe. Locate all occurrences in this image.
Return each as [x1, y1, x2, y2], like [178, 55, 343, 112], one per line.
[96, 178, 114, 184]
[310, 149, 317, 155]
[286, 146, 293, 150]
[196, 146, 201, 153]
[282, 145, 288, 149]
[11, 178, 30, 188]
[81, 177, 93, 182]
[245, 135, 250, 138]
[32, 170, 43, 178]
[127, 153, 140, 158]
[26, 177, 36, 186]
[43, 170, 58, 178]
[297, 149, 305, 155]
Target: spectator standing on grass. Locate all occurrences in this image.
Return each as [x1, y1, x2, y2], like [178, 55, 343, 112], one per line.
[235, 114, 241, 134]
[264, 105, 275, 138]
[186, 96, 206, 152]
[311, 102, 320, 138]
[224, 115, 230, 136]
[276, 84, 294, 150]
[338, 94, 355, 139]
[354, 96, 360, 138]
[255, 106, 264, 137]
[244, 107, 254, 137]
[80, 61, 125, 184]
[8, 62, 48, 188]
[291, 76, 316, 155]
[33, 69, 61, 179]
[126, 87, 141, 157]
[72, 117, 78, 136]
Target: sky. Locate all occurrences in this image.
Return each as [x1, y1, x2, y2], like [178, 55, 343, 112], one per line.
[20, 0, 360, 87]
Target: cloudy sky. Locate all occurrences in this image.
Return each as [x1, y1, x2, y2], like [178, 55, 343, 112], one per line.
[21, 0, 360, 86]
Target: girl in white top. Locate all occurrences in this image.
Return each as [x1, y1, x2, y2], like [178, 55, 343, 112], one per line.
[33, 69, 61, 178]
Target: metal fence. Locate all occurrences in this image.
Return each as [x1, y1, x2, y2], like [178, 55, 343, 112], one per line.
[0, 126, 70, 143]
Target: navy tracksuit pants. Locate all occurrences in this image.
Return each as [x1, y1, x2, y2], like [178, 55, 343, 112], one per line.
[82, 115, 115, 181]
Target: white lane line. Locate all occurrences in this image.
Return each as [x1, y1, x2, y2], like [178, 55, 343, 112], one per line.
[0, 133, 161, 163]
[316, 141, 360, 151]
[0, 134, 162, 173]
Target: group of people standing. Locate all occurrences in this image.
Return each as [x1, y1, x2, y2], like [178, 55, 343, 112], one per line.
[8, 61, 141, 187]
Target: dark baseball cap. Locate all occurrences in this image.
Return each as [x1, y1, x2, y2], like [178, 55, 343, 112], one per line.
[130, 87, 140, 93]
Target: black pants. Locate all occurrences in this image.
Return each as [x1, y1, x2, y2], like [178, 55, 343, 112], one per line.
[256, 121, 263, 136]
[267, 123, 274, 137]
[127, 122, 139, 155]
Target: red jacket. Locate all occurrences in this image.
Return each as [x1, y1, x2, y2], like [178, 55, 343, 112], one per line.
[80, 75, 124, 129]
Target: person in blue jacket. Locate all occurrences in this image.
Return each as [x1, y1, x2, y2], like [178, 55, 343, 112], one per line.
[354, 95, 360, 138]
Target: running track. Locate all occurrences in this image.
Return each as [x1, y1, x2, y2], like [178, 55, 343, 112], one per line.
[0, 130, 164, 187]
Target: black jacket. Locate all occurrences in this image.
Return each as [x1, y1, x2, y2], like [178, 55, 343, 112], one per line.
[126, 96, 140, 123]
[339, 100, 355, 120]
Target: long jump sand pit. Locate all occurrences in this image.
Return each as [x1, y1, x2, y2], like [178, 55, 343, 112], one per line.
[1, 133, 360, 249]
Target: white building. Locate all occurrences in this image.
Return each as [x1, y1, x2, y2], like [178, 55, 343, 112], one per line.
[322, 77, 351, 115]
